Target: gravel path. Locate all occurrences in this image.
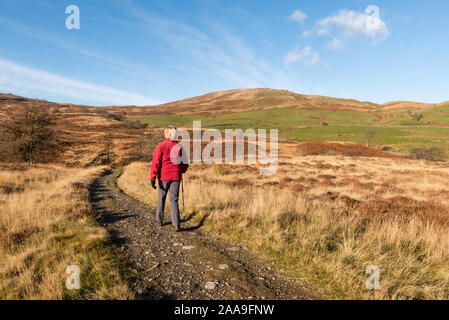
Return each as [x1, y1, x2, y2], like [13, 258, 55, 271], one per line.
[89, 169, 318, 300]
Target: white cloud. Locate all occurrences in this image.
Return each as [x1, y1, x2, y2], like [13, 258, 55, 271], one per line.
[0, 57, 157, 106]
[317, 8, 389, 42]
[289, 10, 307, 23]
[300, 30, 312, 38]
[327, 38, 346, 52]
[285, 46, 321, 67]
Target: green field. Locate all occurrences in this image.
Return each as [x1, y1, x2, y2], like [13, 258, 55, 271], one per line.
[422, 104, 449, 125]
[130, 105, 449, 155]
[132, 108, 376, 128]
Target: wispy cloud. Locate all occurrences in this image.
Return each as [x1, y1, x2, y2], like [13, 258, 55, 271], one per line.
[0, 17, 160, 83]
[289, 10, 307, 23]
[119, 0, 292, 89]
[300, 30, 313, 38]
[326, 38, 346, 52]
[0, 57, 157, 105]
[285, 46, 321, 67]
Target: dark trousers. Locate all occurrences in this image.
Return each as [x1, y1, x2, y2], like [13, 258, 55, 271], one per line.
[156, 180, 181, 227]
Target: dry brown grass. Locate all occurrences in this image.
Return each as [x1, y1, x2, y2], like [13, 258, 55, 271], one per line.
[0, 164, 133, 299]
[118, 156, 449, 300]
[0, 95, 153, 168]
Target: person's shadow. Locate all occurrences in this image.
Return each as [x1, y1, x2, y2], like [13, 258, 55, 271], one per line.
[159, 211, 209, 231]
[181, 212, 209, 232]
[160, 211, 197, 226]
[181, 211, 198, 223]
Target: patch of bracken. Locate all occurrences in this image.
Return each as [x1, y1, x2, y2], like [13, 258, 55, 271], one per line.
[8, 226, 41, 245]
[298, 142, 404, 159]
[289, 183, 308, 193]
[318, 175, 337, 180]
[356, 196, 449, 226]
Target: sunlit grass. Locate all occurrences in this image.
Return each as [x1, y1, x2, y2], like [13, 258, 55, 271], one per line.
[0, 165, 133, 300]
[118, 161, 449, 300]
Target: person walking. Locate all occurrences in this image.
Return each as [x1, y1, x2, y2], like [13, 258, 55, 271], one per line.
[150, 126, 189, 232]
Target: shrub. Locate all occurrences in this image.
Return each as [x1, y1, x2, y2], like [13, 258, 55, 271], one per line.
[408, 147, 447, 162]
[99, 112, 126, 122]
[407, 109, 423, 121]
[0, 105, 61, 163]
[122, 119, 148, 129]
[98, 112, 148, 129]
[344, 151, 363, 157]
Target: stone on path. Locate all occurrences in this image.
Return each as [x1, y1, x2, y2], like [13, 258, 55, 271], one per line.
[205, 281, 218, 290]
[137, 287, 149, 295]
[182, 245, 196, 250]
[218, 264, 229, 270]
[226, 246, 240, 252]
[150, 262, 160, 270]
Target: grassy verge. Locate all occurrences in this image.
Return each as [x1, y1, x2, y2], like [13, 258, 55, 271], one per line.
[0, 165, 133, 299]
[118, 162, 449, 300]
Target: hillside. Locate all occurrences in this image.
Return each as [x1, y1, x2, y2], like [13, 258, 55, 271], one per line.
[107, 88, 381, 116]
[0, 93, 152, 167]
[2, 88, 449, 160]
[380, 101, 436, 111]
[122, 89, 449, 156]
[1, 88, 440, 117]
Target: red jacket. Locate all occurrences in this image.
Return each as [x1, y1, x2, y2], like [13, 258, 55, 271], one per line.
[150, 139, 189, 181]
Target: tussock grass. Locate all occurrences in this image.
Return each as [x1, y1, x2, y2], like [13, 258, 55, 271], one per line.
[0, 165, 133, 299]
[119, 161, 449, 299]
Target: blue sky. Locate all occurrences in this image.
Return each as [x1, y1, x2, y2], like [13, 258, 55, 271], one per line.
[0, 0, 448, 106]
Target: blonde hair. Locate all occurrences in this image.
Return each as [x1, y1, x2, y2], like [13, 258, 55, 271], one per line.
[164, 125, 177, 141]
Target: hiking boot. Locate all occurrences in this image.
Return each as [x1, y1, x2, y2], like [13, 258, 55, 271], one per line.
[156, 220, 163, 227]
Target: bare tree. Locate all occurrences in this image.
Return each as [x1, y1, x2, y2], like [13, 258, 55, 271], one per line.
[0, 105, 61, 163]
[130, 131, 165, 162]
[104, 140, 114, 165]
[364, 126, 377, 147]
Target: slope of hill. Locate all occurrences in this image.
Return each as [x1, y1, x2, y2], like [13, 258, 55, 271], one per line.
[2, 88, 449, 160]
[0, 94, 151, 167]
[125, 89, 449, 155]
[380, 101, 435, 111]
[108, 88, 380, 116]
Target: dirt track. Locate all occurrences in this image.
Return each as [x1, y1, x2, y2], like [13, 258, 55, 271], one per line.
[89, 169, 318, 300]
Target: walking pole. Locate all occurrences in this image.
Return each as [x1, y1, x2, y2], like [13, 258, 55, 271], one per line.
[181, 177, 185, 217]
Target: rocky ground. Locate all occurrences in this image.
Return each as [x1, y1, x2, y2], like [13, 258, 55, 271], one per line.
[89, 169, 318, 300]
